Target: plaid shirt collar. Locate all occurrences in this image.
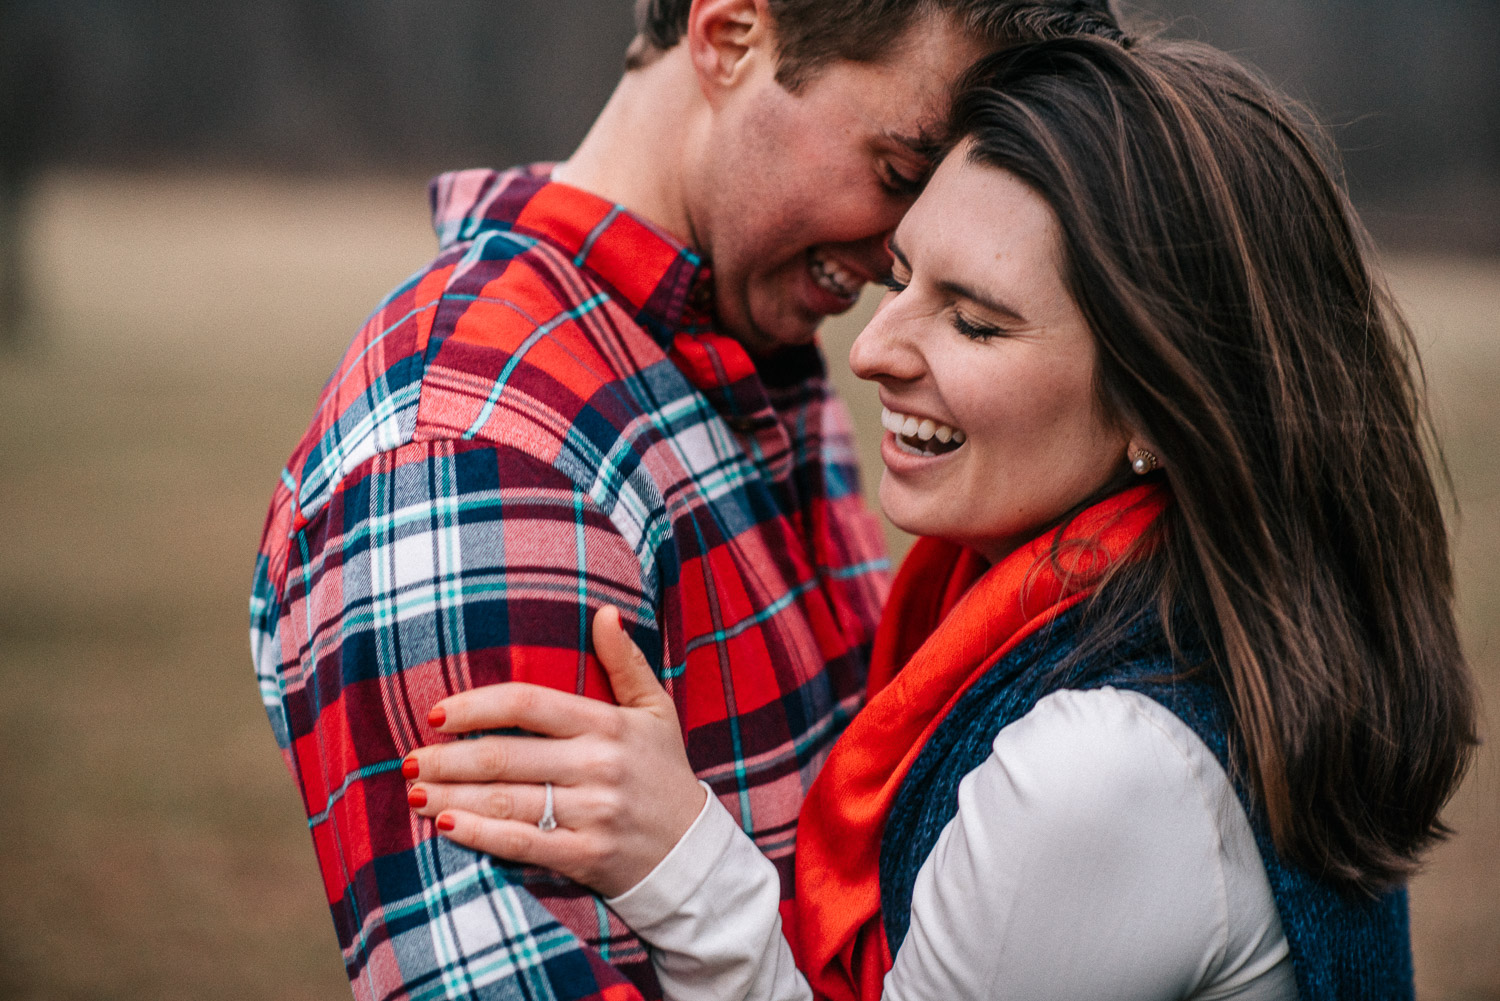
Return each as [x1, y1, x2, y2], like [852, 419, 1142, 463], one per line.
[430, 164, 715, 349]
[430, 165, 826, 472]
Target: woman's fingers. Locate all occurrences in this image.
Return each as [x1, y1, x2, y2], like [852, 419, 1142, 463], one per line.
[405, 734, 596, 785]
[432, 809, 594, 877]
[408, 780, 546, 825]
[425, 608, 663, 739]
[403, 607, 698, 898]
[430, 682, 620, 739]
[592, 605, 671, 710]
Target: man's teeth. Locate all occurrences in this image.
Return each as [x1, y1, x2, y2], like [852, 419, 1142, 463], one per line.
[810, 252, 860, 299]
[881, 406, 965, 455]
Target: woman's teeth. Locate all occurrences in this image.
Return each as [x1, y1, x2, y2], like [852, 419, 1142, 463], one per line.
[881, 407, 965, 456]
[810, 251, 860, 300]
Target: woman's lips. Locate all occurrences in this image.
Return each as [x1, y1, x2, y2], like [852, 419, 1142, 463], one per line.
[881, 405, 965, 457]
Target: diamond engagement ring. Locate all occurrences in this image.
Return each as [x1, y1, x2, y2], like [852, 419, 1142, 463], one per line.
[538, 781, 558, 832]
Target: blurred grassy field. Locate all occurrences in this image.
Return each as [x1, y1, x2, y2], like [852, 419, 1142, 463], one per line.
[1, 171, 1495, 1000]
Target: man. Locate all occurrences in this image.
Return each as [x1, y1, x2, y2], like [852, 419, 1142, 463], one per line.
[251, 1, 1123, 999]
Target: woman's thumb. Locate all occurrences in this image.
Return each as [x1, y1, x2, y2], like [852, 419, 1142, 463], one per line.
[591, 606, 665, 708]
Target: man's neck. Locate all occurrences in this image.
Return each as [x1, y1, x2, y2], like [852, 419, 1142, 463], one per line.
[552, 55, 703, 252]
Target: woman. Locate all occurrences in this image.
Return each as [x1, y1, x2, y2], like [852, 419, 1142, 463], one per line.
[400, 36, 1476, 1000]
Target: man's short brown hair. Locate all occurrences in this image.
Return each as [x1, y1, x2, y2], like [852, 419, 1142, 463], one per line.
[624, 0, 1125, 90]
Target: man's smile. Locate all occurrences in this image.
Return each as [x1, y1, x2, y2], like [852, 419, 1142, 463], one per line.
[809, 248, 863, 302]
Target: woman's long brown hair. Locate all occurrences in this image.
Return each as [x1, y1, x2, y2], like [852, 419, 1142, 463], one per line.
[951, 36, 1477, 894]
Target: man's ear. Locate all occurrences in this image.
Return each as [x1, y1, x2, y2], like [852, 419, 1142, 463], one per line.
[686, 0, 773, 98]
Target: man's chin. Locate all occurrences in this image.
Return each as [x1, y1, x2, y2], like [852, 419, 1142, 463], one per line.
[743, 324, 821, 358]
[718, 309, 821, 358]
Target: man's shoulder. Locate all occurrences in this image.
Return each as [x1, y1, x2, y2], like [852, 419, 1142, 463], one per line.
[265, 172, 685, 544]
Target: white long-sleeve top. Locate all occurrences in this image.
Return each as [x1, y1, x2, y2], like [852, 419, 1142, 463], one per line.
[606, 686, 1297, 1001]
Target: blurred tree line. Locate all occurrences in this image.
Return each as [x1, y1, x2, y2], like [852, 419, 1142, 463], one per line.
[1144, 0, 1500, 253]
[0, 0, 637, 172]
[0, 0, 636, 343]
[1, 0, 1497, 342]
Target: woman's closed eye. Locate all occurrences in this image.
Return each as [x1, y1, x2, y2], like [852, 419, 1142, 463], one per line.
[877, 271, 1007, 341]
[880, 253, 913, 294]
[952, 310, 1006, 342]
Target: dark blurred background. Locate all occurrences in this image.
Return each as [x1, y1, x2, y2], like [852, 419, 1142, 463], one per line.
[3, 0, 1498, 243]
[1, 2, 1496, 999]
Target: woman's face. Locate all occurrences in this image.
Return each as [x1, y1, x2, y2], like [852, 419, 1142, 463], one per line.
[850, 148, 1130, 563]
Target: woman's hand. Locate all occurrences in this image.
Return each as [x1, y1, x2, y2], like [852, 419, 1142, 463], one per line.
[403, 606, 708, 899]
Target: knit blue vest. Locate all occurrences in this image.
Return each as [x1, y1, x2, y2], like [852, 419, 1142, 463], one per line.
[878, 603, 1413, 1000]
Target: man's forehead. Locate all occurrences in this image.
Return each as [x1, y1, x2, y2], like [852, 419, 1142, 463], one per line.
[830, 14, 984, 160]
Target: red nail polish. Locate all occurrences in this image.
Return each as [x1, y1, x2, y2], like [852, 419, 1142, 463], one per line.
[427, 706, 446, 728]
[407, 787, 427, 808]
[436, 813, 456, 832]
[401, 756, 420, 780]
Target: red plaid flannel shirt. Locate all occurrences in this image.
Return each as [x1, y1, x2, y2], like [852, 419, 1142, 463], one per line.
[251, 165, 889, 1000]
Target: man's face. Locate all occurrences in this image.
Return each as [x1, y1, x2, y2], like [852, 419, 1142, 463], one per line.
[689, 15, 987, 355]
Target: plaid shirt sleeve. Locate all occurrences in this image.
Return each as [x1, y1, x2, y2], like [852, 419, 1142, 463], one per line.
[254, 434, 660, 1001]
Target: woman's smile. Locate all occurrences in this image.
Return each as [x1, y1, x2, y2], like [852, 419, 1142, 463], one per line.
[881, 404, 966, 457]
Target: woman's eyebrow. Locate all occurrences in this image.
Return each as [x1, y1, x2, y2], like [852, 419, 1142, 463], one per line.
[889, 237, 1028, 325]
[889, 237, 911, 269]
[937, 278, 1028, 325]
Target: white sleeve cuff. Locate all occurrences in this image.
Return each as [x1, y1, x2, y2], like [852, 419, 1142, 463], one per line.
[604, 780, 726, 922]
[605, 782, 809, 1001]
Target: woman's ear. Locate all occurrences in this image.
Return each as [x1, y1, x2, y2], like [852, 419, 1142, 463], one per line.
[686, 0, 772, 98]
[1126, 440, 1162, 475]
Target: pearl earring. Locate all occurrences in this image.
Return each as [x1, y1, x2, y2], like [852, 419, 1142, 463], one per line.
[1131, 448, 1158, 475]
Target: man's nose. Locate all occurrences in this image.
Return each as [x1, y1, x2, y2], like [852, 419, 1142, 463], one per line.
[844, 235, 896, 285]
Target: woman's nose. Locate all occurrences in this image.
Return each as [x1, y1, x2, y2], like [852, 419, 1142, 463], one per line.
[849, 294, 925, 384]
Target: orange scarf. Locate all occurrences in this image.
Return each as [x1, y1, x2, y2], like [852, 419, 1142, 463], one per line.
[789, 484, 1168, 1000]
